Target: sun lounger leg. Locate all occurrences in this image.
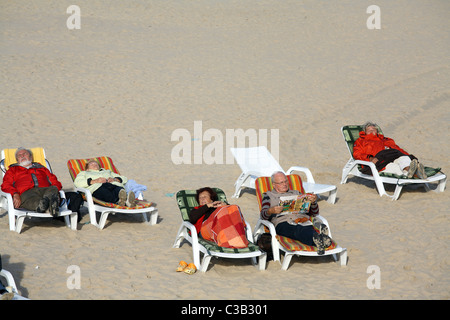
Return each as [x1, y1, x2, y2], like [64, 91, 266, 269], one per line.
[257, 253, 267, 271]
[327, 188, 337, 204]
[63, 212, 78, 231]
[8, 211, 16, 232]
[192, 240, 202, 270]
[173, 224, 190, 248]
[98, 211, 112, 230]
[333, 249, 348, 266]
[232, 172, 251, 198]
[15, 215, 25, 234]
[199, 254, 212, 272]
[436, 177, 446, 193]
[392, 185, 403, 201]
[149, 209, 158, 225]
[141, 209, 158, 226]
[339, 249, 348, 266]
[281, 253, 293, 271]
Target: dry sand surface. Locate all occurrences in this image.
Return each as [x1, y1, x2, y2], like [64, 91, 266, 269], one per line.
[0, 0, 449, 300]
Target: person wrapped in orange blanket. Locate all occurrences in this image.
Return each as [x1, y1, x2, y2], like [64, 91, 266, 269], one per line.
[188, 187, 249, 249]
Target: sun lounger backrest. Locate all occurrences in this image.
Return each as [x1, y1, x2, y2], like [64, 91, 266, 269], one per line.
[230, 146, 283, 176]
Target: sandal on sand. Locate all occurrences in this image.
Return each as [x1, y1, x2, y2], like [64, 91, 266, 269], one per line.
[184, 263, 197, 275]
[176, 260, 188, 272]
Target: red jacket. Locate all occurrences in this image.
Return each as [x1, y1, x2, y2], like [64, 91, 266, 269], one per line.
[353, 131, 409, 162]
[1, 163, 62, 195]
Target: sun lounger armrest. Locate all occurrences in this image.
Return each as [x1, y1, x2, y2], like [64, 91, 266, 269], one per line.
[256, 219, 277, 236]
[74, 187, 94, 202]
[182, 220, 196, 231]
[316, 214, 329, 227]
[0, 269, 18, 293]
[286, 166, 315, 183]
[1, 189, 69, 209]
[244, 224, 255, 243]
[254, 219, 281, 262]
[0, 190, 14, 210]
[352, 160, 383, 178]
[314, 214, 333, 238]
[245, 171, 263, 178]
[182, 220, 201, 243]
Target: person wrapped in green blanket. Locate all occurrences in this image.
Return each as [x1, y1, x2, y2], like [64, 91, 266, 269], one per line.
[74, 159, 136, 207]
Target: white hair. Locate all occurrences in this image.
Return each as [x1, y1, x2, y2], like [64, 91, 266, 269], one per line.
[362, 121, 379, 133]
[15, 147, 33, 162]
[271, 171, 285, 181]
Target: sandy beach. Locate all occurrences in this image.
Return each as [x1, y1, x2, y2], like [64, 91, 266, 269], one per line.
[0, 0, 449, 301]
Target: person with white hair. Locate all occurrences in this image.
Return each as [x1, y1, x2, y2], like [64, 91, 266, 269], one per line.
[74, 159, 136, 207]
[1, 147, 63, 216]
[260, 171, 332, 255]
[353, 122, 427, 178]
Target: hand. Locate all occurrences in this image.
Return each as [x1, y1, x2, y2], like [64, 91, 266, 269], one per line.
[268, 206, 283, 215]
[93, 177, 107, 184]
[207, 201, 226, 208]
[370, 157, 378, 164]
[107, 177, 116, 183]
[13, 193, 21, 208]
[306, 193, 318, 202]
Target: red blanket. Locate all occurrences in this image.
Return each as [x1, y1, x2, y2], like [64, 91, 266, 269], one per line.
[200, 205, 249, 248]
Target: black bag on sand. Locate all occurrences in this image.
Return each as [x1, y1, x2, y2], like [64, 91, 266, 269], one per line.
[257, 233, 274, 261]
[61, 191, 83, 222]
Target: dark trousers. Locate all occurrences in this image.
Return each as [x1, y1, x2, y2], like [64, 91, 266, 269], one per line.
[92, 183, 123, 203]
[20, 186, 59, 211]
[275, 222, 316, 246]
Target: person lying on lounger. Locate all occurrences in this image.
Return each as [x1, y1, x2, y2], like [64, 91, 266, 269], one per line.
[260, 171, 332, 255]
[1, 147, 62, 216]
[188, 187, 248, 249]
[74, 159, 136, 207]
[353, 121, 427, 178]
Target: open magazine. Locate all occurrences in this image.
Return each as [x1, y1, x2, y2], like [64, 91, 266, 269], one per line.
[278, 194, 311, 215]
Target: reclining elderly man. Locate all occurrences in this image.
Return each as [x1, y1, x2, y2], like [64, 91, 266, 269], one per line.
[1, 147, 63, 216]
[259, 171, 333, 255]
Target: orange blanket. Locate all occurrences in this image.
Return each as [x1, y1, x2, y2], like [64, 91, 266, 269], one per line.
[200, 205, 249, 249]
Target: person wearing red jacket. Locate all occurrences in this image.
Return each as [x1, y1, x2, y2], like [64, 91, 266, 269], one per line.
[1, 147, 63, 216]
[353, 122, 426, 178]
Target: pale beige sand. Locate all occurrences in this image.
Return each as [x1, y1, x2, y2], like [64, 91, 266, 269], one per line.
[0, 0, 449, 300]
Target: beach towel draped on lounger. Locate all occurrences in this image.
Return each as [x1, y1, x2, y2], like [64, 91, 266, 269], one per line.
[200, 205, 249, 249]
